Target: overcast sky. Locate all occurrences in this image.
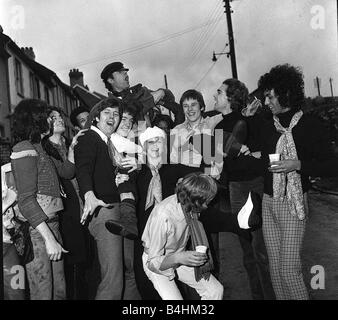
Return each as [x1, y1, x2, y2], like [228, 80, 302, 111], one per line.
[1, 0, 337, 109]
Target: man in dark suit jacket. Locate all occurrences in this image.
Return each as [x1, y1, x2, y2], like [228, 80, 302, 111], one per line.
[74, 97, 140, 300]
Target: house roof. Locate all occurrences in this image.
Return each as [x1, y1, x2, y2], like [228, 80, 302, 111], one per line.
[72, 84, 106, 110]
[1, 31, 110, 108]
[0, 32, 73, 92]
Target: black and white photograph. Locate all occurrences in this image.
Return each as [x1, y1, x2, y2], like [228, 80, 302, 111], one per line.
[1, 0, 338, 308]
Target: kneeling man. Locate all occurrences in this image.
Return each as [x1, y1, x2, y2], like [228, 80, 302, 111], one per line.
[142, 172, 224, 300]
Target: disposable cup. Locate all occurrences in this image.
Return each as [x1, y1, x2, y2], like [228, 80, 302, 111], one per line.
[269, 153, 280, 167]
[195, 245, 207, 253]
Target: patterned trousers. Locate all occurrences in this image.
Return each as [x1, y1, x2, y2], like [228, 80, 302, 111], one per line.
[262, 194, 309, 300]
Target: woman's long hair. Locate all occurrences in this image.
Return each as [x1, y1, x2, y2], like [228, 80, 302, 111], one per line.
[12, 99, 50, 145]
[42, 107, 70, 162]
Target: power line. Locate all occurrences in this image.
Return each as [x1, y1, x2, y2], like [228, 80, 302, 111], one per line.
[194, 62, 217, 89]
[190, 1, 222, 58]
[55, 17, 225, 72]
[185, 11, 224, 72]
[189, 11, 224, 62]
[194, 42, 229, 89]
[189, 0, 220, 54]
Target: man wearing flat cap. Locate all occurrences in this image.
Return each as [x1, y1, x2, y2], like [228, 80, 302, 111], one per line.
[100, 61, 184, 128]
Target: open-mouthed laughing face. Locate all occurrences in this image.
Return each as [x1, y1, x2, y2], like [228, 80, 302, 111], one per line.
[182, 98, 204, 125]
[96, 107, 120, 136]
[145, 136, 165, 162]
[49, 110, 66, 135]
[116, 112, 134, 138]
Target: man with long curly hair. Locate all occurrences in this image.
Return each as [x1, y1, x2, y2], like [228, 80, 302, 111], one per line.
[254, 64, 337, 299]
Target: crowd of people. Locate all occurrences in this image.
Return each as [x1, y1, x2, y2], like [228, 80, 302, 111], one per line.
[2, 62, 338, 300]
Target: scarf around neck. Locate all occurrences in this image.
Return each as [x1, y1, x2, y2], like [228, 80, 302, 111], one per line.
[145, 163, 162, 211]
[273, 110, 306, 220]
[182, 207, 214, 282]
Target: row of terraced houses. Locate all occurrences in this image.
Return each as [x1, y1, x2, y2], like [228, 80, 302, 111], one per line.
[0, 26, 106, 165]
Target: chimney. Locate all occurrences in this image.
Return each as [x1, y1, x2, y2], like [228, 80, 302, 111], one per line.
[69, 68, 84, 87]
[21, 47, 36, 60]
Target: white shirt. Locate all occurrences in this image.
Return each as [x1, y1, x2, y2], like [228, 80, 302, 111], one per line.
[142, 194, 189, 280]
[90, 125, 108, 144]
[170, 114, 223, 178]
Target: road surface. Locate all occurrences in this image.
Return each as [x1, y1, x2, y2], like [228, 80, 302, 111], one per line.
[219, 189, 338, 300]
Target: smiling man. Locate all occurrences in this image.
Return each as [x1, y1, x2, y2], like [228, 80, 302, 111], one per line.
[74, 97, 140, 300]
[170, 89, 222, 175]
[70, 106, 90, 131]
[253, 64, 338, 300]
[213, 78, 275, 300]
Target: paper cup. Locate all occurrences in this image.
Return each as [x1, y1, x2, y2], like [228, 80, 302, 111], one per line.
[269, 153, 280, 167]
[195, 245, 207, 253]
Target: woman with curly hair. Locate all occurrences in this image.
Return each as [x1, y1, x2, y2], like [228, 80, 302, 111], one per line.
[11, 99, 71, 300]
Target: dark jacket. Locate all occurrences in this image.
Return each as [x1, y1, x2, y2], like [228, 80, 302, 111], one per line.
[215, 111, 264, 183]
[111, 84, 184, 126]
[74, 129, 120, 204]
[251, 109, 338, 196]
[136, 163, 199, 234]
[134, 163, 198, 300]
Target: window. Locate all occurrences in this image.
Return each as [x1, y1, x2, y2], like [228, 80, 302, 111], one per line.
[35, 78, 40, 99]
[44, 86, 50, 104]
[29, 72, 41, 99]
[0, 124, 5, 138]
[59, 88, 64, 108]
[14, 59, 24, 96]
[29, 72, 34, 97]
[54, 87, 59, 106]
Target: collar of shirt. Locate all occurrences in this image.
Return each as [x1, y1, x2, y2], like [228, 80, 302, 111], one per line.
[172, 195, 186, 222]
[184, 116, 207, 132]
[91, 125, 109, 144]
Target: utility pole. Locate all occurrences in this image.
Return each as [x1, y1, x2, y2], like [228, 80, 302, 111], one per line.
[315, 76, 321, 96]
[224, 0, 238, 79]
[164, 74, 168, 89]
[163, 74, 172, 118]
[329, 77, 334, 97]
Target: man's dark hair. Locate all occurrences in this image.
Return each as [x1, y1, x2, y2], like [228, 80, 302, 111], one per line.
[84, 97, 123, 129]
[223, 78, 249, 112]
[176, 172, 217, 214]
[104, 78, 113, 92]
[70, 106, 89, 127]
[258, 64, 305, 110]
[47, 105, 65, 116]
[121, 100, 140, 124]
[12, 99, 50, 144]
[179, 89, 206, 114]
